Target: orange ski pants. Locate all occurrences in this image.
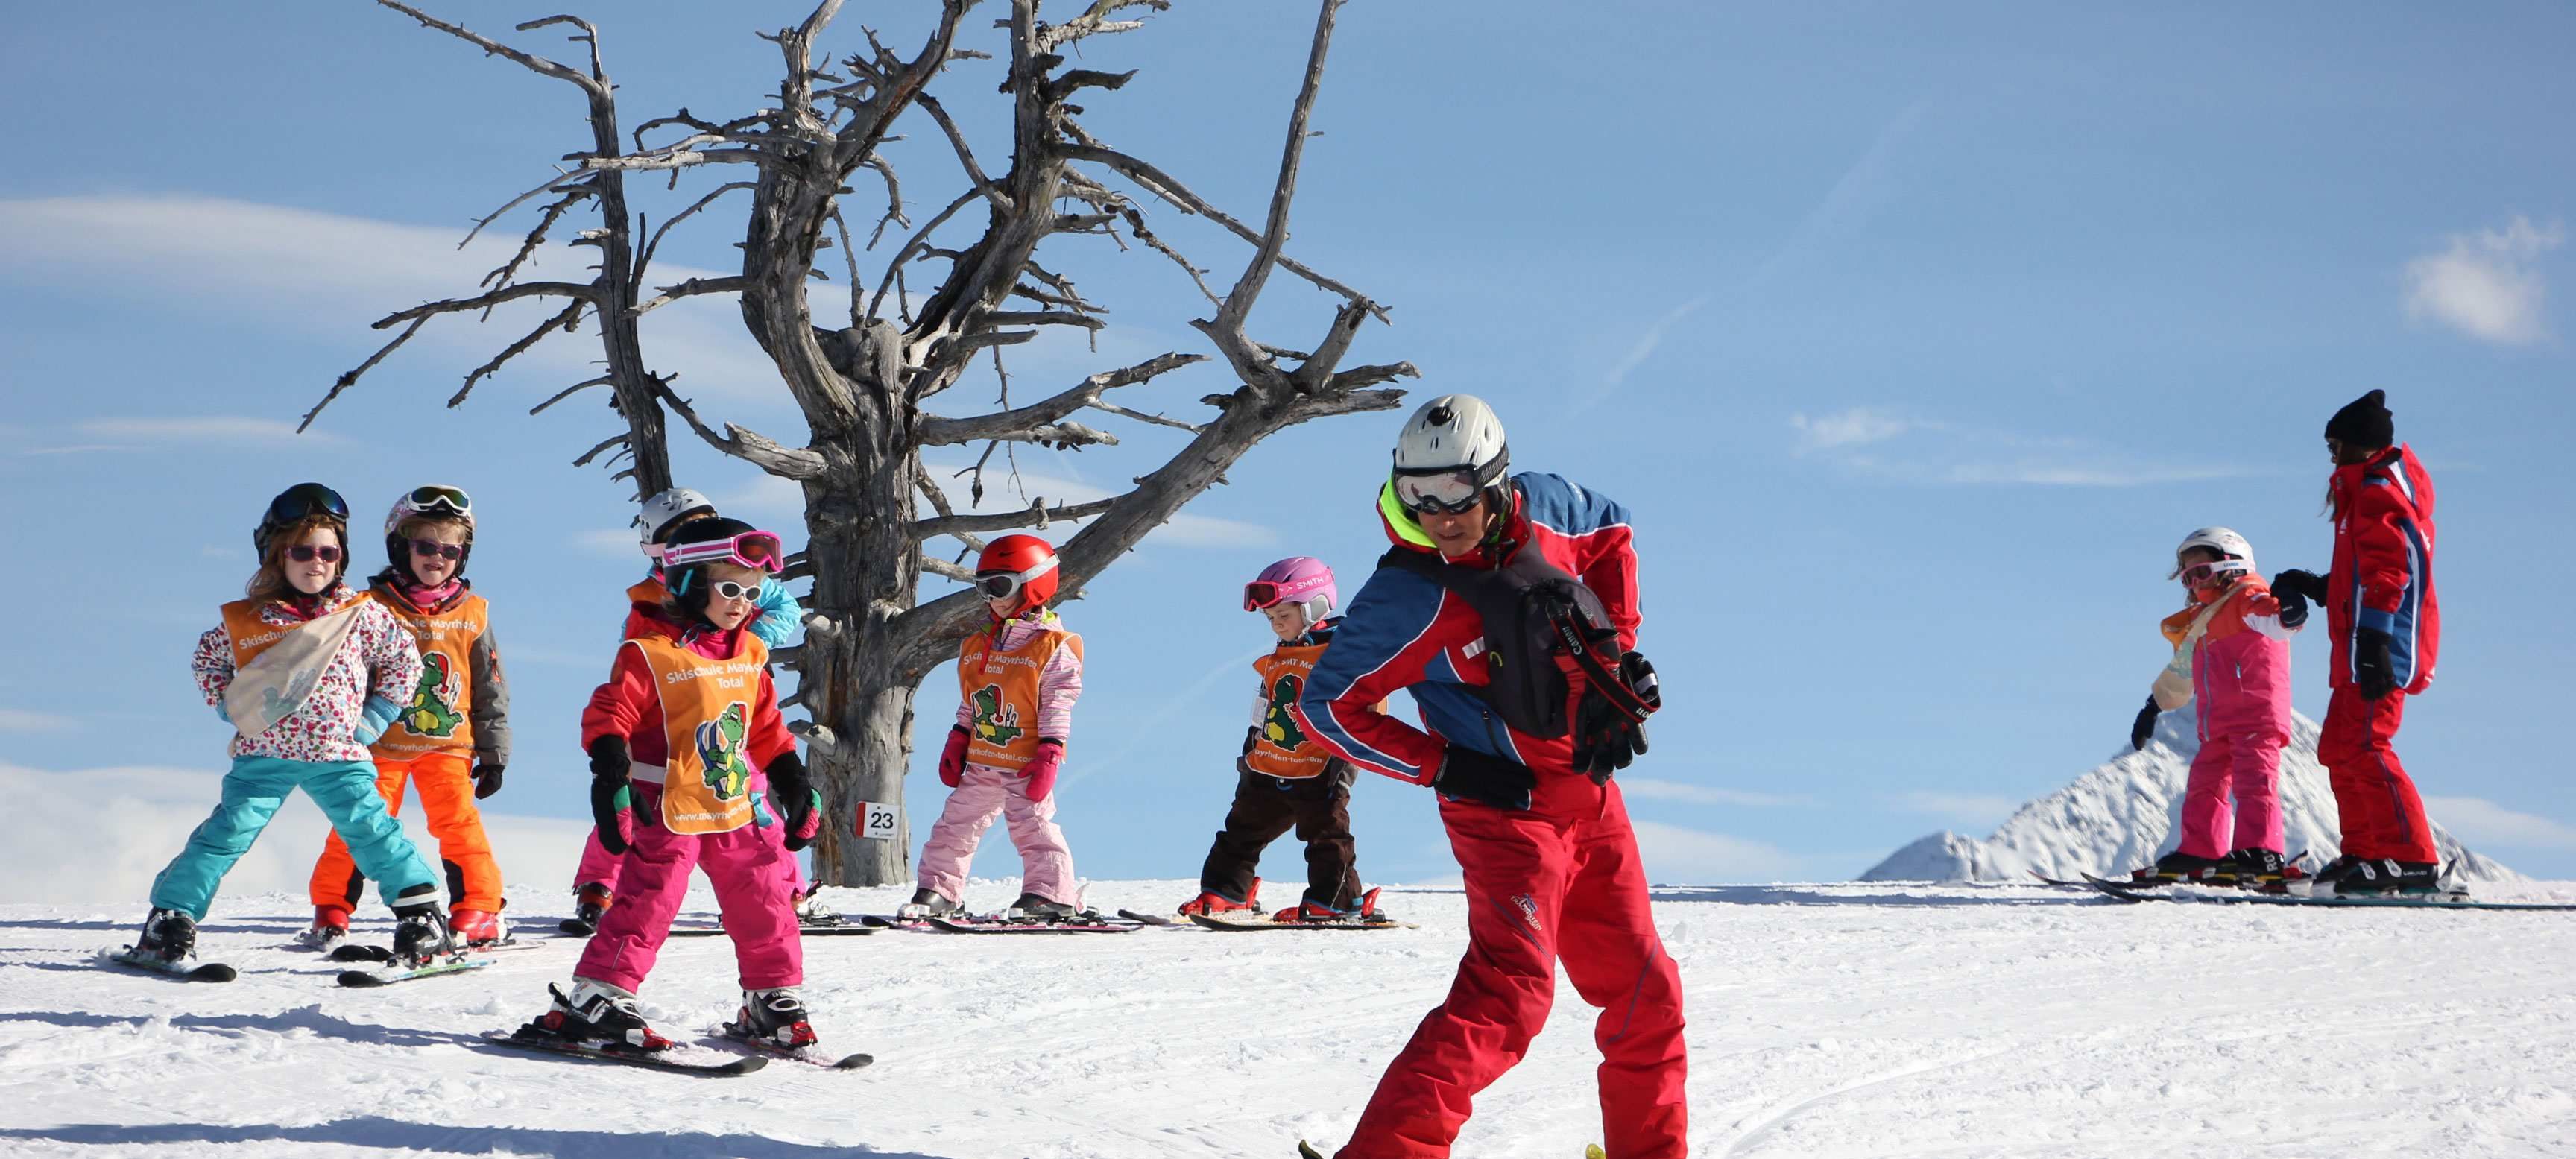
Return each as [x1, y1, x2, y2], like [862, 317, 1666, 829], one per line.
[309, 750, 504, 913]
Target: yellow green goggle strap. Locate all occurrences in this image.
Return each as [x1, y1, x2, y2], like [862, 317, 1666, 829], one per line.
[1379, 480, 1436, 549]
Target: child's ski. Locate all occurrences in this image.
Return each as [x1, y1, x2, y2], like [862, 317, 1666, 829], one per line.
[922, 915, 1137, 935]
[328, 938, 540, 963]
[477, 1030, 768, 1076]
[2079, 874, 2576, 911]
[558, 915, 597, 936]
[1187, 914, 1415, 932]
[709, 1023, 876, 1070]
[669, 924, 877, 938]
[336, 957, 493, 988]
[104, 950, 236, 983]
[1114, 909, 1184, 926]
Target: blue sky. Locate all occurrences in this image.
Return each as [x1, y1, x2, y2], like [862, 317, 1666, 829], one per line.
[5, 1, 2575, 897]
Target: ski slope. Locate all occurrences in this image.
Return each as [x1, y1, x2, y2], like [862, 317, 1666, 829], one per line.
[4, 877, 2575, 1158]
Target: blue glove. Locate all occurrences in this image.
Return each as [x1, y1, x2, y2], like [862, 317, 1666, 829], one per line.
[212, 700, 234, 726]
[751, 789, 777, 829]
[352, 695, 402, 746]
[748, 578, 805, 648]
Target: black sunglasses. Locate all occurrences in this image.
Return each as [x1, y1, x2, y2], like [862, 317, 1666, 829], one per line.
[409, 539, 465, 561]
[285, 545, 344, 563]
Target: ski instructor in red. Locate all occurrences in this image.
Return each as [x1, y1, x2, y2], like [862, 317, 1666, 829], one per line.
[1295, 394, 1686, 1158]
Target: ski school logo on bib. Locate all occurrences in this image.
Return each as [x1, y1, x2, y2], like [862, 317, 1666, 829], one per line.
[694, 702, 755, 800]
[1263, 674, 1308, 750]
[403, 652, 468, 738]
[971, 684, 1026, 746]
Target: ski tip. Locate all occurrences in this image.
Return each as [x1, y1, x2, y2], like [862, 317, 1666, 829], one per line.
[557, 920, 596, 936]
[1297, 1143, 1328, 1159]
[830, 1052, 875, 1070]
[336, 970, 390, 988]
[329, 944, 395, 964]
[1586, 1146, 1607, 1159]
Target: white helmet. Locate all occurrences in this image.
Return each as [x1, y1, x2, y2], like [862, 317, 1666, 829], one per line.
[2171, 526, 2255, 579]
[637, 487, 716, 556]
[1389, 394, 1511, 514]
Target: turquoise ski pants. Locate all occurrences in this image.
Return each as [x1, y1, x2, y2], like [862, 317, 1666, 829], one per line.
[151, 755, 438, 920]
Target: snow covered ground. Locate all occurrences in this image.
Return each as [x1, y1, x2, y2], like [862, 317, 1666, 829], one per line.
[6, 877, 2576, 1158]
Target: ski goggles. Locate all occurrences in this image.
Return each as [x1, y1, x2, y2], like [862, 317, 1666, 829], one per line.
[266, 482, 349, 526]
[405, 484, 472, 518]
[1389, 462, 1503, 515]
[2173, 558, 2250, 586]
[976, 555, 1059, 602]
[1244, 578, 1325, 613]
[660, 530, 785, 574]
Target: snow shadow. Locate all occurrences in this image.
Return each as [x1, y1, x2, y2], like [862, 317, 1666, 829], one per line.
[0, 1005, 486, 1050]
[1645, 884, 2096, 909]
[0, 918, 305, 934]
[0, 1120, 950, 1158]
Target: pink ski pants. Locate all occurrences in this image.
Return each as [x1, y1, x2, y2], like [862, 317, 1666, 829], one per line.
[2174, 729, 2286, 860]
[572, 769, 807, 899]
[574, 785, 803, 993]
[915, 762, 1076, 904]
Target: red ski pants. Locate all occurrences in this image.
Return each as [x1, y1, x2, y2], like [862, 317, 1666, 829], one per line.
[1339, 776, 1687, 1159]
[2318, 686, 2436, 863]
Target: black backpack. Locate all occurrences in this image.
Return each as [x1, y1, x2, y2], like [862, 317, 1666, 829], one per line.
[1377, 546, 1640, 740]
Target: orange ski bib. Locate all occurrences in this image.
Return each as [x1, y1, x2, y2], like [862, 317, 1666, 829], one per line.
[373, 588, 489, 757]
[627, 633, 769, 836]
[1245, 641, 1334, 780]
[959, 624, 1079, 771]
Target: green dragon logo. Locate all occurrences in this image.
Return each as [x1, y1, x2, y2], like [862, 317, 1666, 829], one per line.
[693, 702, 754, 800]
[971, 684, 1024, 747]
[1262, 673, 1307, 750]
[402, 652, 467, 739]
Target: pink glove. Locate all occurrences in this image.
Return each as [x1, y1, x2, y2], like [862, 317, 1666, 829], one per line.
[1019, 739, 1064, 801]
[938, 724, 969, 788]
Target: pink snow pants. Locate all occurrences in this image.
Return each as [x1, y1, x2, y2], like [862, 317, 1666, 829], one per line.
[915, 762, 1076, 904]
[2174, 730, 2286, 859]
[575, 786, 803, 993]
[572, 769, 807, 898]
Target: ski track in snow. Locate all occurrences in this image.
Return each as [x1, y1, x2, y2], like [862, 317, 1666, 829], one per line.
[5, 879, 2576, 1158]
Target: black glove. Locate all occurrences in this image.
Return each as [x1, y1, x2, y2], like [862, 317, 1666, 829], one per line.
[1430, 745, 1535, 810]
[2271, 569, 2328, 604]
[472, 760, 504, 800]
[765, 751, 820, 852]
[2274, 585, 2310, 631]
[588, 736, 634, 856]
[2353, 625, 2397, 700]
[1570, 651, 1659, 785]
[2130, 695, 2161, 751]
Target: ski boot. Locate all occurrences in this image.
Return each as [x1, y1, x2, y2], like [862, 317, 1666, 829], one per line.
[299, 905, 352, 949]
[522, 979, 672, 1052]
[563, 882, 613, 936]
[2216, 848, 2301, 893]
[390, 888, 461, 967]
[449, 907, 508, 948]
[2329, 857, 2443, 897]
[133, 907, 198, 964]
[730, 987, 821, 1051]
[1273, 885, 1386, 925]
[1178, 879, 1261, 917]
[894, 888, 957, 920]
[792, 890, 845, 927]
[2127, 850, 2225, 887]
[1004, 893, 1076, 922]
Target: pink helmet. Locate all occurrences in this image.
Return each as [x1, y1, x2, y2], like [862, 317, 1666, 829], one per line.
[1244, 556, 1336, 621]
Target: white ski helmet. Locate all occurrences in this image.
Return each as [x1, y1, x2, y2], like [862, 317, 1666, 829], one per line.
[2170, 526, 2255, 579]
[637, 487, 716, 556]
[1389, 394, 1510, 514]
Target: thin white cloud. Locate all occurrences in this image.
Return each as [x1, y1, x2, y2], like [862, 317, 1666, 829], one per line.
[1631, 820, 1804, 883]
[1791, 408, 2249, 488]
[1601, 294, 1711, 392]
[1891, 790, 2018, 827]
[1619, 777, 1809, 808]
[1791, 407, 1919, 452]
[2404, 216, 2563, 345]
[75, 417, 345, 447]
[576, 526, 642, 558]
[920, 455, 1275, 552]
[2426, 796, 2576, 849]
[16, 443, 133, 456]
[0, 709, 73, 732]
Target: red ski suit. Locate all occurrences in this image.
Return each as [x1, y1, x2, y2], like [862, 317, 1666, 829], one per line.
[2320, 444, 2442, 862]
[1295, 473, 1687, 1159]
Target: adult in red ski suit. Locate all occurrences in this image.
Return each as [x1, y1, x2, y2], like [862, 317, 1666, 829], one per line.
[2275, 389, 2443, 880]
[1295, 405, 1685, 1159]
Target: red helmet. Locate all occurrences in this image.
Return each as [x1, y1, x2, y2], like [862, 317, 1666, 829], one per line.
[976, 534, 1061, 614]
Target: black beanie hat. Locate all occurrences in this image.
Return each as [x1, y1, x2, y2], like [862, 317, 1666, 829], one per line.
[2324, 389, 2394, 449]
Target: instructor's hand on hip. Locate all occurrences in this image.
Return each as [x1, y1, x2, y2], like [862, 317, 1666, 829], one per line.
[1430, 745, 1535, 811]
[587, 735, 634, 856]
[2353, 626, 2399, 700]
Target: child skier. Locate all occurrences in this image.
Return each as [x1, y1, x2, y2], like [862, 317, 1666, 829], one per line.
[136, 484, 458, 968]
[899, 534, 1085, 920]
[303, 486, 513, 948]
[566, 486, 824, 932]
[2125, 527, 2300, 888]
[520, 517, 825, 1053]
[1175, 557, 1386, 923]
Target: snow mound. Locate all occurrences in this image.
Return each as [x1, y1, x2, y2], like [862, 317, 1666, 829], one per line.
[1861, 708, 2518, 883]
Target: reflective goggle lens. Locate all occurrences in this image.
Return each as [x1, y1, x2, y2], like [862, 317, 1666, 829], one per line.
[1243, 581, 1283, 611]
[408, 485, 472, 516]
[1392, 470, 1484, 514]
[268, 482, 349, 525]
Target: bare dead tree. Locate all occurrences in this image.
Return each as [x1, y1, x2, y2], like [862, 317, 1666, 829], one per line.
[351, 0, 1413, 885]
[301, 3, 681, 498]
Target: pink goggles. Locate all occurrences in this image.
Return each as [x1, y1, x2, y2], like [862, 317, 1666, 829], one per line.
[1245, 576, 1328, 613]
[661, 530, 785, 574]
[2174, 558, 2249, 587]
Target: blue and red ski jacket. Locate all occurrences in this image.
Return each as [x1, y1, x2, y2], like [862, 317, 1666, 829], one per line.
[1293, 472, 1638, 785]
[2328, 443, 2440, 693]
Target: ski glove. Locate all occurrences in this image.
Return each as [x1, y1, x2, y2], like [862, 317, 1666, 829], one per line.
[765, 751, 822, 852]
[1235, 725, 1260, 778]
[2130, 695, 2161, 751]
[1020, 739, 1064, 802]
[1571, 651, 1660, 785]
[2353, 625, 2398, 700]
[2271, 568, 2329, 605]
[1430, 745, 1535, 811]
[351, 695, 402, 746]
[936, 724, 970, 788]
[588, 736, 636, 856]
[472, 760, 504, 800]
